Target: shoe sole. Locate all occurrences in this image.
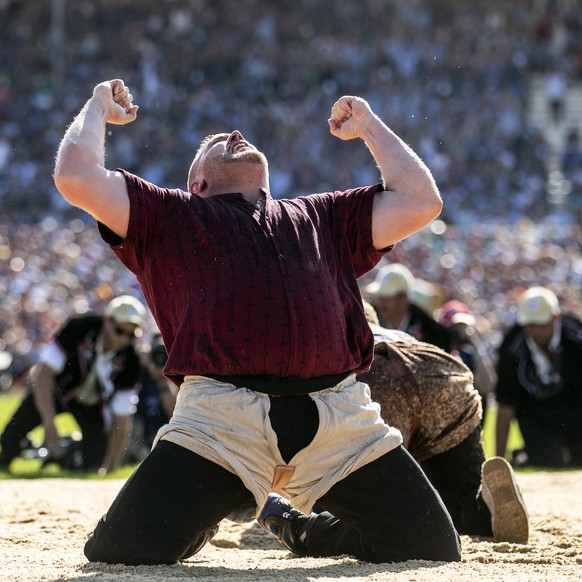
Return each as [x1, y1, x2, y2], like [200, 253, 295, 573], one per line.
[482, 457, 529, 544]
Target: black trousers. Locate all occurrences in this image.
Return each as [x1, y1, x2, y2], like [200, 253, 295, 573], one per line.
[0, 391, 107, 470]
[84, 394, 460, 565]
[518, 414, 582, 467]
[419, 427, 492, 536]
[312, 427, 492, 538]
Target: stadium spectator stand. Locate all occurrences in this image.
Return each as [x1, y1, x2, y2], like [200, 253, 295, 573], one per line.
[1, 0, 582, 382]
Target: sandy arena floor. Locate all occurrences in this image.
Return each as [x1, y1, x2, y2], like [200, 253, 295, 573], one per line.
[1, 470, 581, 581]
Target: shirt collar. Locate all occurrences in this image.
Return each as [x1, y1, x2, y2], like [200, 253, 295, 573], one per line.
[525, 318, 562, 357]
[209, 188, 270, 202]
[210, 192, 244, 202]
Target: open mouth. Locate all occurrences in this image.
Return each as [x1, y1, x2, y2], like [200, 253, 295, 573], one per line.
[231, 142, 251, 154]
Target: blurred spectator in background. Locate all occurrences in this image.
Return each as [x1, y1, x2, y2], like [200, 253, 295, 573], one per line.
[1, 0, 582, 376]
[438, 299, 496, 422]
[0, 0, 579, 226]
[495, 286, 582, 468]
[561, 129, 582, 191]
[545, 66, 568, 124]
[125, 333, 177, 463]
[364, 263, 451, 351]
[0, 295, 146, 474]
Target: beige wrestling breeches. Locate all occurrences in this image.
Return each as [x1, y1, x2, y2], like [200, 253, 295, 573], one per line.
[153, 374, 402, 521]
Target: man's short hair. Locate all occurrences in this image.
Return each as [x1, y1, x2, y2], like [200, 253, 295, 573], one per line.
[187, 133, 227, 191]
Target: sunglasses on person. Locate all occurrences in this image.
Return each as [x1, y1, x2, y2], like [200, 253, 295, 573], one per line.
[111, 323, 137, 339]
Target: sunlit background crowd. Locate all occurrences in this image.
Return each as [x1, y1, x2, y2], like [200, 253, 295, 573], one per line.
[1, 0, 582, 385]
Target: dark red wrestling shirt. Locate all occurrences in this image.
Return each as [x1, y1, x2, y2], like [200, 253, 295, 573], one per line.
[98, 170, 389, 390]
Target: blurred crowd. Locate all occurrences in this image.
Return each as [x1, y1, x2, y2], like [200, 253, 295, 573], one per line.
[1, 0, 582, 382]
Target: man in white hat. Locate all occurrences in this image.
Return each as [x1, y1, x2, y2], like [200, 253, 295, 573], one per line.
[365, 263, 451, 351]
[495, 286, 582, 467]
[0, 295, 146, 474]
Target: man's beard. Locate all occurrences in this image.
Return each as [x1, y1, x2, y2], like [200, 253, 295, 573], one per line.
[224, 149, 267, 166]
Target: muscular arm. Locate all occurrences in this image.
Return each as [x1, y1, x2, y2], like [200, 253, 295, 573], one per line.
[495, 403, 515, 459]
[54, 80, 138, 238]
[328, 96, 442, 250]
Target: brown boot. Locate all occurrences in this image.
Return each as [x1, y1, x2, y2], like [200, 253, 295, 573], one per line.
[481, 456, 529, 544]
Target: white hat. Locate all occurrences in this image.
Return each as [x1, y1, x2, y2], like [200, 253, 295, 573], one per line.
[105, 295, 147, 328]
[365, 264, 414, 298]
[517, 287, 560, 326]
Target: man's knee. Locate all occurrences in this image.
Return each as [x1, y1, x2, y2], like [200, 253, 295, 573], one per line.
[83, 529, 133, 565]
[83, 516, 214, 566]
[368, 526, 461, 564]
[83, 524, 177, 565]
[415, 529, 461, 563]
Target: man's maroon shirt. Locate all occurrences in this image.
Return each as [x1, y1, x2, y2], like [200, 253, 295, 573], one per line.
[98, 170, 389, 388]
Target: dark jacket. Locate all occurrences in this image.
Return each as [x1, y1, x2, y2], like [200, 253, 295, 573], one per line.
[52, 315, 140, 407]
[378, 303, 451, 352]
[495, 314, 582, 428]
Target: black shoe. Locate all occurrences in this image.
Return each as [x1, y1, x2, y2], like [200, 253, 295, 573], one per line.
[181, 523, 220, 560]
[257, 494, 309, 555]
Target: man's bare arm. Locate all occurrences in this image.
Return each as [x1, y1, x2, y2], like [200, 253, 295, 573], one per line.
[30, 363, 62, 458]
[99, 414, 133, 476]
[328, 96, 442, 250]
[54, 79, 138, 238]
[495, 403, 515, 459]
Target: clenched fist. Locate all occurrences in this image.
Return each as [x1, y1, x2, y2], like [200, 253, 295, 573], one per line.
[328, 96, 376, 141]
[93, 79, 139, 125]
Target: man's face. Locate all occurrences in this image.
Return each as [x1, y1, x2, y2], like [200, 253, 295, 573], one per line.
[189, 131, 268, 196]
[525, 319, 555, 348]
[201, 131, 267, 169]
[105, 318, 139, 349]
[376, 294, 409, 319]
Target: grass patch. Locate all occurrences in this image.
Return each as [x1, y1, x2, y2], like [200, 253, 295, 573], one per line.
[0, 393, 137, 479]
[482, 399, 524, 458]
